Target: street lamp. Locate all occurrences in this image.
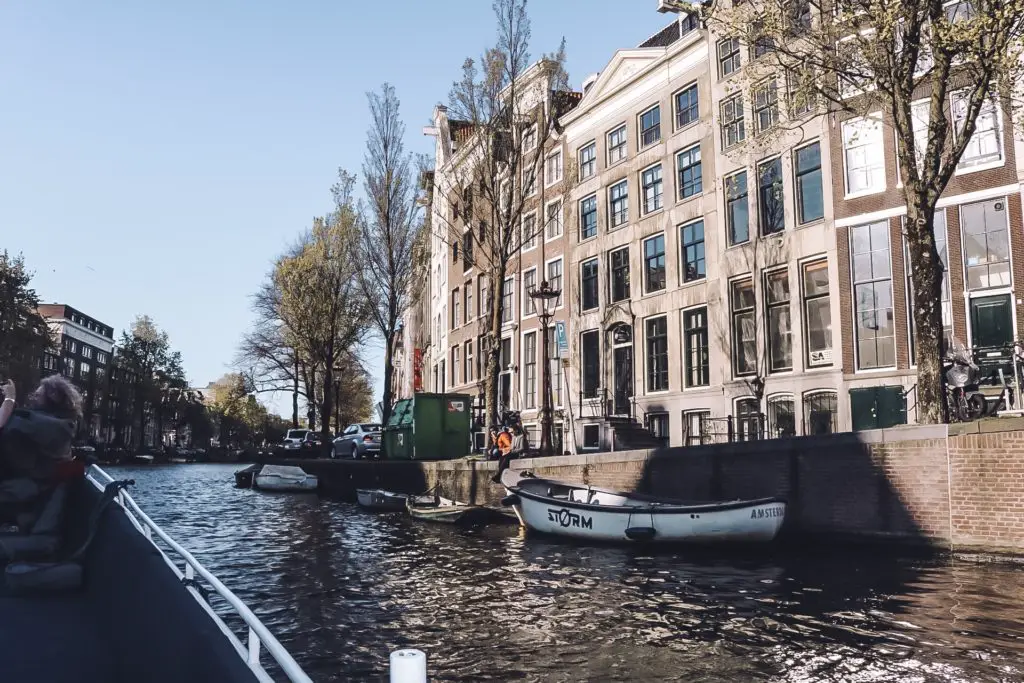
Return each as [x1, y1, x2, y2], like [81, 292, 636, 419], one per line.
[529, 279, 561, 457]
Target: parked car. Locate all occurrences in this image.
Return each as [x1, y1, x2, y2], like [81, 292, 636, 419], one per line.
[300, 432, 323, 456]
[332, 423, 382, 459]
[283, 429, 310, 452]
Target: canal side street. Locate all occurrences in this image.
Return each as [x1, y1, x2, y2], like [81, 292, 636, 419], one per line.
[264, 420, 1024, 558]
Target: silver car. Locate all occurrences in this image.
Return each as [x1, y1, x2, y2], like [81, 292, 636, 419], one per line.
[283, 429, 310, 451]
[332, 423, 382, 459]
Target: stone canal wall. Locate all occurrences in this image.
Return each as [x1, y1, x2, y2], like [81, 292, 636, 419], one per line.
[276, 420, 1024, 554]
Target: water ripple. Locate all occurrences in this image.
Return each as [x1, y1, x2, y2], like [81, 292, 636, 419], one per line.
[112, 464, 1024, 682]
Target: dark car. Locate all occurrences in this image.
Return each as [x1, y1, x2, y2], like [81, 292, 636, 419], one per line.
[332, 423, 382, 459]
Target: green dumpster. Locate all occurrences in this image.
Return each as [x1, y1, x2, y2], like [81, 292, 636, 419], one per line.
[383, 393, 472, 460]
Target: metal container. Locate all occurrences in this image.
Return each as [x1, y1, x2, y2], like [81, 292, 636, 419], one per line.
[383, 393, 472, 460]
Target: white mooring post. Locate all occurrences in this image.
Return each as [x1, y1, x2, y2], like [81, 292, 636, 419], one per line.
[389, 649, 427, 682]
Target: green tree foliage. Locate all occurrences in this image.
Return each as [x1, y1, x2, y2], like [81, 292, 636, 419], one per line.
[0, 251, 54, 391]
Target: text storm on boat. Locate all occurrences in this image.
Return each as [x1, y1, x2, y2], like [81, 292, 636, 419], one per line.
[547, 507, 594, 529]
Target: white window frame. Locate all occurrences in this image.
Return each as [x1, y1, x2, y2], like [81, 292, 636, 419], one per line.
[607, 124, 628, 165]
[579, 193, 599, 242]
[842, 113, 886, 198]
[522, 124, 537, 153]
[545, 149, 563, 186]
[522, 267, 538, 319]
[609, 179, 629, 229]
[952, 88, 1005, 175]
[545, 256, 564, 310]
[521, 211, 537, 252]
[638, 104, 662, 149]
[545, 199, 563, 242]
[578, 140, 597, 180]
[849, 220, 896, 371]
[640, 162, 664, 216]
[673, 81, 700, 131]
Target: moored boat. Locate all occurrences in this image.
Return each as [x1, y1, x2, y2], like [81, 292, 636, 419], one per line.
[253, 465, 318, 492]
[406, 494, 498, 525]
[234, 463, 261, 489]
[356, 488, 407, 511]
[500, 469, 786, 544]
[130, 454, 155, 464]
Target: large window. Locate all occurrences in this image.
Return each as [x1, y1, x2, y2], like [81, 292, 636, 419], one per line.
[675, 83, 699, 129]
[684, 307, 709, 387]
[754, 79, 779, 134]
[720, 94, 745, 148]
[645, 413, 670, 446]
[684, 410, 711, 446]
[581, 330, 600, 399]
[546, 327, 564, 406]
[581, 258, 599, 311]
[641, 164, 663, 214]
[462, 231, 473, 269]
[579, 141, 596, 180]
[767, 395, 796, 438]
[676, 145, 702, 199]
[610, 247, 631, 302]
[803, 260, 833, 367]
[547, 258, 563, 308]
[804, 391, 838, 435]
[580, 195, 598, 240]
[962, 197, 1010, 290]
[765, 270, 793, 372]
[464, 285, 473, 323]
[726, 171, 749, 245]
[523, 332, 537, 409]
[842, 114, 885, 195]
[523, 166, 536, 197]
[546, 200, 563, 240]
[609, 180, 629, 228]
[758, 157, 785, 235]
[501, 278, 514, 324]
[732, 279, 756, 376]
[608, 124, 627, 164]
[523, 268, 537, 316]
[644, 234, 666, 293]
[794, 142, 823, 224]
[952, 91, 1003, 169]
[522, 213, 536, 250]
[646, 316, 669, 392]
[851, 221, 895, 369]
[680, 219, 705, 283]
[452, 288, 460, 328]
[639, 105, 661, 147]
[718, 37, 741, 77]
[545, 150, 563, 185]
[465, 341, 474, 383]
[452, 346, 460, 386]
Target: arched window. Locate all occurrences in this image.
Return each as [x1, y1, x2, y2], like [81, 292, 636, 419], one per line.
[803, 391, 838, 435]
[767, 394, 796, 438]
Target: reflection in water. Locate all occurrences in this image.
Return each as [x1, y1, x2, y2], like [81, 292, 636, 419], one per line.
[115, 464, 1024, 682]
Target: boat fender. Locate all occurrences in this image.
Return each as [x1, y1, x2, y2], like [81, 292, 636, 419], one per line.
[624, 526, 657, 541]
[500, 494, 519, 507]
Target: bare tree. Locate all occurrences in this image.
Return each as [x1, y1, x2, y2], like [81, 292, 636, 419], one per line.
[664, 0, 1024, 422]
[355, 83, 421, 426]
[434, 0, 570, 425]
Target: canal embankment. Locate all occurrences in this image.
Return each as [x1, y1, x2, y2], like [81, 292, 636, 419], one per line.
[267, 419, 1024, 556]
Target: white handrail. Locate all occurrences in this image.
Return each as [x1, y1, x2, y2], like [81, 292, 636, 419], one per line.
[86, 465, 313, 683]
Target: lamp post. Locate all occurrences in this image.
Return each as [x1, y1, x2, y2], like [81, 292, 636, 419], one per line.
[529, 280, 561, 457]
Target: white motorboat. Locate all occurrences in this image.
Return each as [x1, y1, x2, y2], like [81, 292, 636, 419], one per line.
[499, 469, 786, 544]
[356, 489, 407, 511]
[253, 465, 319, 492]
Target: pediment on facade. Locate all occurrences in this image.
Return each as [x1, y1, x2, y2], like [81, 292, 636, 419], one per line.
[580, 50, 661, 107]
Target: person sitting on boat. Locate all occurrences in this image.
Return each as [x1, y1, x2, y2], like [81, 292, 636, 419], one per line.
[0, 377, 85, 516]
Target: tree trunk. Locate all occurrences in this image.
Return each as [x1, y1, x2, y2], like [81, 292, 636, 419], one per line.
[321, 362, 333, 450]
[307, 364, 317, 431]
[382, 331, 396, 426]
[906, 202, 947, 424]
[292, 356, 300, 428]
[484, 270, 504, 427]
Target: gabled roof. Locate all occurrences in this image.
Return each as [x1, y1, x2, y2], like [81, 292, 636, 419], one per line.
[639, 20, 682, 48]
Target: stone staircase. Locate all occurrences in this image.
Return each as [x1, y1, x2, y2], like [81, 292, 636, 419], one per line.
[607, 416, 664, 450]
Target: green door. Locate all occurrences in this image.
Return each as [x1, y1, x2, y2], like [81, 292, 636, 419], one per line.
[970, 294, 1013, 349]
[850, 386, 907, 431]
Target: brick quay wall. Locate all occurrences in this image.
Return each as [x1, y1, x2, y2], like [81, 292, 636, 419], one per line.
[272, 420, 1024, 555]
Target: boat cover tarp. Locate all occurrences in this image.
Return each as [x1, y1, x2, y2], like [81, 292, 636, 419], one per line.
[258, 464, 309, 480]
[0, 478, 261, 682]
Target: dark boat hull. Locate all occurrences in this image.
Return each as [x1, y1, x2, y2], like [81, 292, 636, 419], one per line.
[234, 464, 260, 489]
[1, 477, 261, 682]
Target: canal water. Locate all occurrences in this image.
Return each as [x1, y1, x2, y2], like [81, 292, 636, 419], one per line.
[113, 464, 1024, 682]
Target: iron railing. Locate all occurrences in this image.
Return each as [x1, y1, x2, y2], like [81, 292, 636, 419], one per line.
[86, 465, 312, 683]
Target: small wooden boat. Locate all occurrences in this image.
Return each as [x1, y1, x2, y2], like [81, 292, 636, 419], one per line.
[356, 489, 408, 511]
[406, 494, 497, 525]
[499, 469, 786, 544]
[253, 465, 318, 492]
[234, 463, 261, 489]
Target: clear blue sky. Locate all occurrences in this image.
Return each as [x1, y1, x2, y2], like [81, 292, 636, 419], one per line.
[0, 0, 671, 416]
